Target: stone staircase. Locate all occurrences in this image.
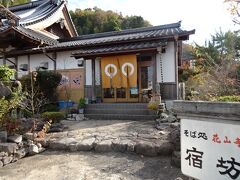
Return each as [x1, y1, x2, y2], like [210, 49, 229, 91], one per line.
[84, 103, 158, 120]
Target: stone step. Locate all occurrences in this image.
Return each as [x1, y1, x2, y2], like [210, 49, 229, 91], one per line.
[85, 114, 157, 120]
[48, 137, 174, 157]
[85, 103, 148, 109]
[84, 109, 156, 115]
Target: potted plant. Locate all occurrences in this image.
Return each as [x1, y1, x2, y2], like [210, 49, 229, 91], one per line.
[78, 98, 86, 114]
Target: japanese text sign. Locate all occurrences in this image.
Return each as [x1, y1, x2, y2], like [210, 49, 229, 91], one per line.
[181, 119, 240, 180]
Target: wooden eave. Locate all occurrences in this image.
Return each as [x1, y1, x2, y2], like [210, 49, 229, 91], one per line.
[62, 5, 78, 37]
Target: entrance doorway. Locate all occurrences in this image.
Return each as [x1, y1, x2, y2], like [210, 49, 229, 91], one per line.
[101, 54, 153, 103]
[138, 60, 153, 102]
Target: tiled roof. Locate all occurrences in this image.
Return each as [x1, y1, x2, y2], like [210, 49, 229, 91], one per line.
[9, 0, 65, 26]
[72, 41, 167, 57]
[15, 26, 58, 45]
[45, 21, 195, 50]
[0, 26, 58, 45]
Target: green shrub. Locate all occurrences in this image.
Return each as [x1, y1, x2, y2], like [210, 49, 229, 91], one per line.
[41, 103, 59, 112]
[0, 65, 15, 81]
[216, 96, 240, 102]
[41, 112, 65, 123]
[78, 98, 86, 109]
[147, 101, 158, 110]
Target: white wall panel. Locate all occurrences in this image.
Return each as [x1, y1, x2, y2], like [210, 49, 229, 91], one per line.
[156, 42, 176, 83]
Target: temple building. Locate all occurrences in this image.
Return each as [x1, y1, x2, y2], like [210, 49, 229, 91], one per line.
[0, 0, 195, 103]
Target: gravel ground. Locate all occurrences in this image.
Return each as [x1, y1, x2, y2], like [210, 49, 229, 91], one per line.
[0, 150, 186, 180]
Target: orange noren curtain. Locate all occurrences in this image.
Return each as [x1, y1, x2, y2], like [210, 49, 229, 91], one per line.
[101, 54, 137, 88]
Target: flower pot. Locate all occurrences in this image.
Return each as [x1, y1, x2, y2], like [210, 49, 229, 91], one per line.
[78, 108, 84, 114]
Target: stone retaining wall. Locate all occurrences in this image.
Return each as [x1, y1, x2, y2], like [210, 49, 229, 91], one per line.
[173, 100, 240, 120]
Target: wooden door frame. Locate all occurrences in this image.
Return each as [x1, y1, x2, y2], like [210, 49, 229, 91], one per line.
[137, 60, 153, 102]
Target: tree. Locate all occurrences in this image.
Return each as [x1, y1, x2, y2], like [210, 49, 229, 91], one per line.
[70, 7, 151, 35]
[225, 0, 240, 24]
[185, 30, 240, 100]
[0, 0, 30, 7]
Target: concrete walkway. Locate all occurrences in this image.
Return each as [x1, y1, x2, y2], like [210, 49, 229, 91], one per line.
[0, 151, 186, 180]
[47, 120, 178, 157]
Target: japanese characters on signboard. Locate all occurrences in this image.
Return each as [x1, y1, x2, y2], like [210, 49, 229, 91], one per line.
[181, 119, 240, 180]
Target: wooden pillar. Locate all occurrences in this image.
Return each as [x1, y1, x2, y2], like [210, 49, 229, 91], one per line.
[2, 49, 6, 65]
[27, 54, 30, 73]
[92, 58, 96, 102]
[15, 56, 18, 79]
[53, 52, 57, 71]
[152, 53, 157, 98]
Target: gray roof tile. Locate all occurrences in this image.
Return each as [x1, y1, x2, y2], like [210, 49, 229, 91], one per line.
[46, 22, 194, 50]
[72, 41, 167, 57]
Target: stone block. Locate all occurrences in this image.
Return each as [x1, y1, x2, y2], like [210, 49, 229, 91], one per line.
[156, 141, 174, 155]
[112, 139, 127, 152]
[0, 143, 18, 154]
[8, 134, 22, 143]
[0, 131, 7, 143]
[48, 138, 77, 150]
[135, 141, 157, 156]
[23, 133, 35, 141]
[76, 114, 84, 121]
[48, 140, 66, 150]
[2, 156, 13, 166]
[0, 160, 3, 167]
[29, 144, 39, 155]
[14, 148, 27, 159]
[69, 143, 78, 152]
[95, 140, 112, 152]
[171, 151, 181, 168]
[77, 137, 95, 151]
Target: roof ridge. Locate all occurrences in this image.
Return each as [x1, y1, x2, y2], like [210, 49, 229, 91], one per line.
[59, 21, 182, 42]
[9, 0, 49, 12]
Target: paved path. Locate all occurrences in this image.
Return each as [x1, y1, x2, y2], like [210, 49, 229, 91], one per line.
[47, 120, 178, 156]
[0, 151, 186, 180]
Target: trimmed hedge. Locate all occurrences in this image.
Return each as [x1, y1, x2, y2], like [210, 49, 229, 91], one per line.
[41, 112, 65, 123]
[216, 96, 240, 102]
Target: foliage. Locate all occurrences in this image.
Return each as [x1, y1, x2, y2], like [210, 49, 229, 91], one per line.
[41, 112, 65, 123]
[147, 101, 158, 110]
[42, 119, 52, 133]
[0, 66, 23, 130]
[70, 7, 151, 35]
[78, 98, 86, 109]
[20, 71, 62, 116]
[184, 30, 240, 101]
[0, 0, 30, 7]
[41, 103, 59, 112]
[36, 71, 62, 102]
[215, 95, 240, 102]
[225, 0, 240, 24]
[2, 117, 21, 135]
[0, 65, 15, 81]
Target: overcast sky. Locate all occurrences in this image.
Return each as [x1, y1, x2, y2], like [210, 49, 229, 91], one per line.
[68, 0, 238, 45]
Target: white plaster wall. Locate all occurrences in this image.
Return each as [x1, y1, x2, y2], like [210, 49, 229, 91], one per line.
[17, 55, 28, 77]
[56, 50, 80, 70]
[29, 54, 54, 71]
[156, 42, 176, 83]
[85, 60, 92, 85]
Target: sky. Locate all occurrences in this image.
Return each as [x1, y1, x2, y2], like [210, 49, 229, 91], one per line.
[68, 0, 239, 45]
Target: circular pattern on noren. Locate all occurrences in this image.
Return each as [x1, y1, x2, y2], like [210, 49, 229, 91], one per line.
[121, 63, 134, 77]
[104, 62, 135, 78]
[105, 64, 117, 78]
